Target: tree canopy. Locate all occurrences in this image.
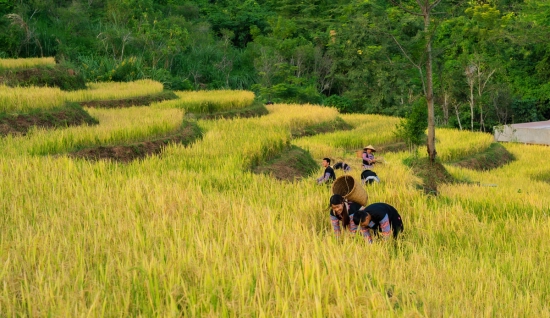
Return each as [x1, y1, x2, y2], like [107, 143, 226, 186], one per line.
[1, 0, 549, 128]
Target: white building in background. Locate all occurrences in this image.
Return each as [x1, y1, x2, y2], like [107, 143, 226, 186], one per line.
[494, 120, 550, 146]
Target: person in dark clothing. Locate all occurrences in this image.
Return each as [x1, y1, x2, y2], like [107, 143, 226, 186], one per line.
[333, 161, 351, 173]
[352, 203, 403, 243]
[328, 194, 364, 237]
[317, 157, 336, 184]
[361, 169, 380, 185]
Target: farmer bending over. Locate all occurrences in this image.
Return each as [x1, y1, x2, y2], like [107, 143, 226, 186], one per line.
[328, 194, 364, 237]
[317, 158, 336, 185]
[353, 203, 403, 243]
[361, 169, 380, 185]
[333, 161, 351, 173]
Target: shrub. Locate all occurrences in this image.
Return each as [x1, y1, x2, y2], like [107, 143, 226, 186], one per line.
[324, 95, 356, 113]
[394, 98, 428, 147]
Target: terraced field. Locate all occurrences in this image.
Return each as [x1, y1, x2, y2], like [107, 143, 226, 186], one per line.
[1, 58, 549, 316]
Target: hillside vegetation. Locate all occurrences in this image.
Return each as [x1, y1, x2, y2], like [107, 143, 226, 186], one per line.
[1, 0, 550, 130]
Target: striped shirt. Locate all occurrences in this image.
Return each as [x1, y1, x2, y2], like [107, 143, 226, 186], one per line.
[329, 202, 373, 242]
[360, 203, 403, 242]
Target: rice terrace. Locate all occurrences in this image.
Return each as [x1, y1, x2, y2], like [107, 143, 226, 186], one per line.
[0, 56, 548, 316]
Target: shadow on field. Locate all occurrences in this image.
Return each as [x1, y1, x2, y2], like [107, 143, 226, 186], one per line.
[187, 102, 269, 120]
[404, 157, 455, 195]
[375, 141, 409, 153]
[405, 143, 516, 195]
[79, 91, 178, 108]
[531, 170, 550, 184]
[291, 117, 353, 138]
[451, 143, 515, 171]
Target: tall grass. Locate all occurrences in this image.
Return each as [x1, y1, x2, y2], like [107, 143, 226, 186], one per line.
[442, 142, 550, 220]
[0, 57, 56, 69]
[434, 128, 494, 162]
[0, 103, 549, 316]
[0, 80, 165, 112]
[0, 85, 65, 112]
[65, 80, 164, 102]
[153, 90, 255, 113]
[0, 107, 184, 156]
[294, 114, 402, 159]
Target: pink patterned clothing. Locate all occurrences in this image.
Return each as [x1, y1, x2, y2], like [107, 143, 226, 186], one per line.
[362, 152, 375, 170]
[329, 202, 372, 242]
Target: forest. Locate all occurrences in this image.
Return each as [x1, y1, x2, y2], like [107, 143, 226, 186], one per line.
[1, 0, 549, 130]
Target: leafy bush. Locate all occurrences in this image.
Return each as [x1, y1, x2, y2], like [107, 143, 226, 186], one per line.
[77, 56, 144, 82]
[0, 61, 86, 91]
[394, 98, 428, 147]
[324, 95, 357, 113]
[253, 81, 323, 105]
[511, 98, 539, 123]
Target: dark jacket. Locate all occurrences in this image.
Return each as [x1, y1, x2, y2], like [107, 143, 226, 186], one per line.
[325, 166, 336, 181]
[364, 203, 402, 227]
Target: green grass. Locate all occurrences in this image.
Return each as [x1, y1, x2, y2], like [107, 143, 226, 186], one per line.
[450, 142, 515, 170]
[79, 91, 178, 108]
[190, 101, 268, 120]
[252, 145, 318, 181]
[0, 64, 86, 91]
[403, 155, 456, 195]
[291, 116, 353, 138]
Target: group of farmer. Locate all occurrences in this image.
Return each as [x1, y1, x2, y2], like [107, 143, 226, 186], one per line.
[317, 145, 404, 243]
[316, 145, 380, 186]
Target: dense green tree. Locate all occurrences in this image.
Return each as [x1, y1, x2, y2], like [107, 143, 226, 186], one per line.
[0, 0, 549, 126]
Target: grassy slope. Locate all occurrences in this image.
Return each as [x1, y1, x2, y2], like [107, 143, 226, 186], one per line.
[0, 64, 86, 91]
[252, 145, 318, 181]
[69, 120, 202, 162]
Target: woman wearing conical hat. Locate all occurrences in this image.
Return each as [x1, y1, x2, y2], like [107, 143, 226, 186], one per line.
[362, 145, 377, 170]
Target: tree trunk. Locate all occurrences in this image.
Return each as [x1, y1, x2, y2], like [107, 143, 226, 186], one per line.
[468, 78, 475, 131]
[454, 103, 463, 130]
[479, 104, 485, 132]
[425, 14, 436, 163]
[389, 0, 441, 162]
[442, 92, 449, 126]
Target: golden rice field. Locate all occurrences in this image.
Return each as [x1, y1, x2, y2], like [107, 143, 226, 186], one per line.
[65, 80, 164, 103]
[295, 114, 402, 159]
[0, 106, 184, 157]
[0, 80, 164, 112]
[151, 90, 256, 113]
[0, 87, 549, 316]
[0, 85, 66, 112]
[0, 80, 251, 115]
[0, 57, 56, 69]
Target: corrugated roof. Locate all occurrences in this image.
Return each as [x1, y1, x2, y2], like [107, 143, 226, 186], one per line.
[511, 120, 550, 129]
